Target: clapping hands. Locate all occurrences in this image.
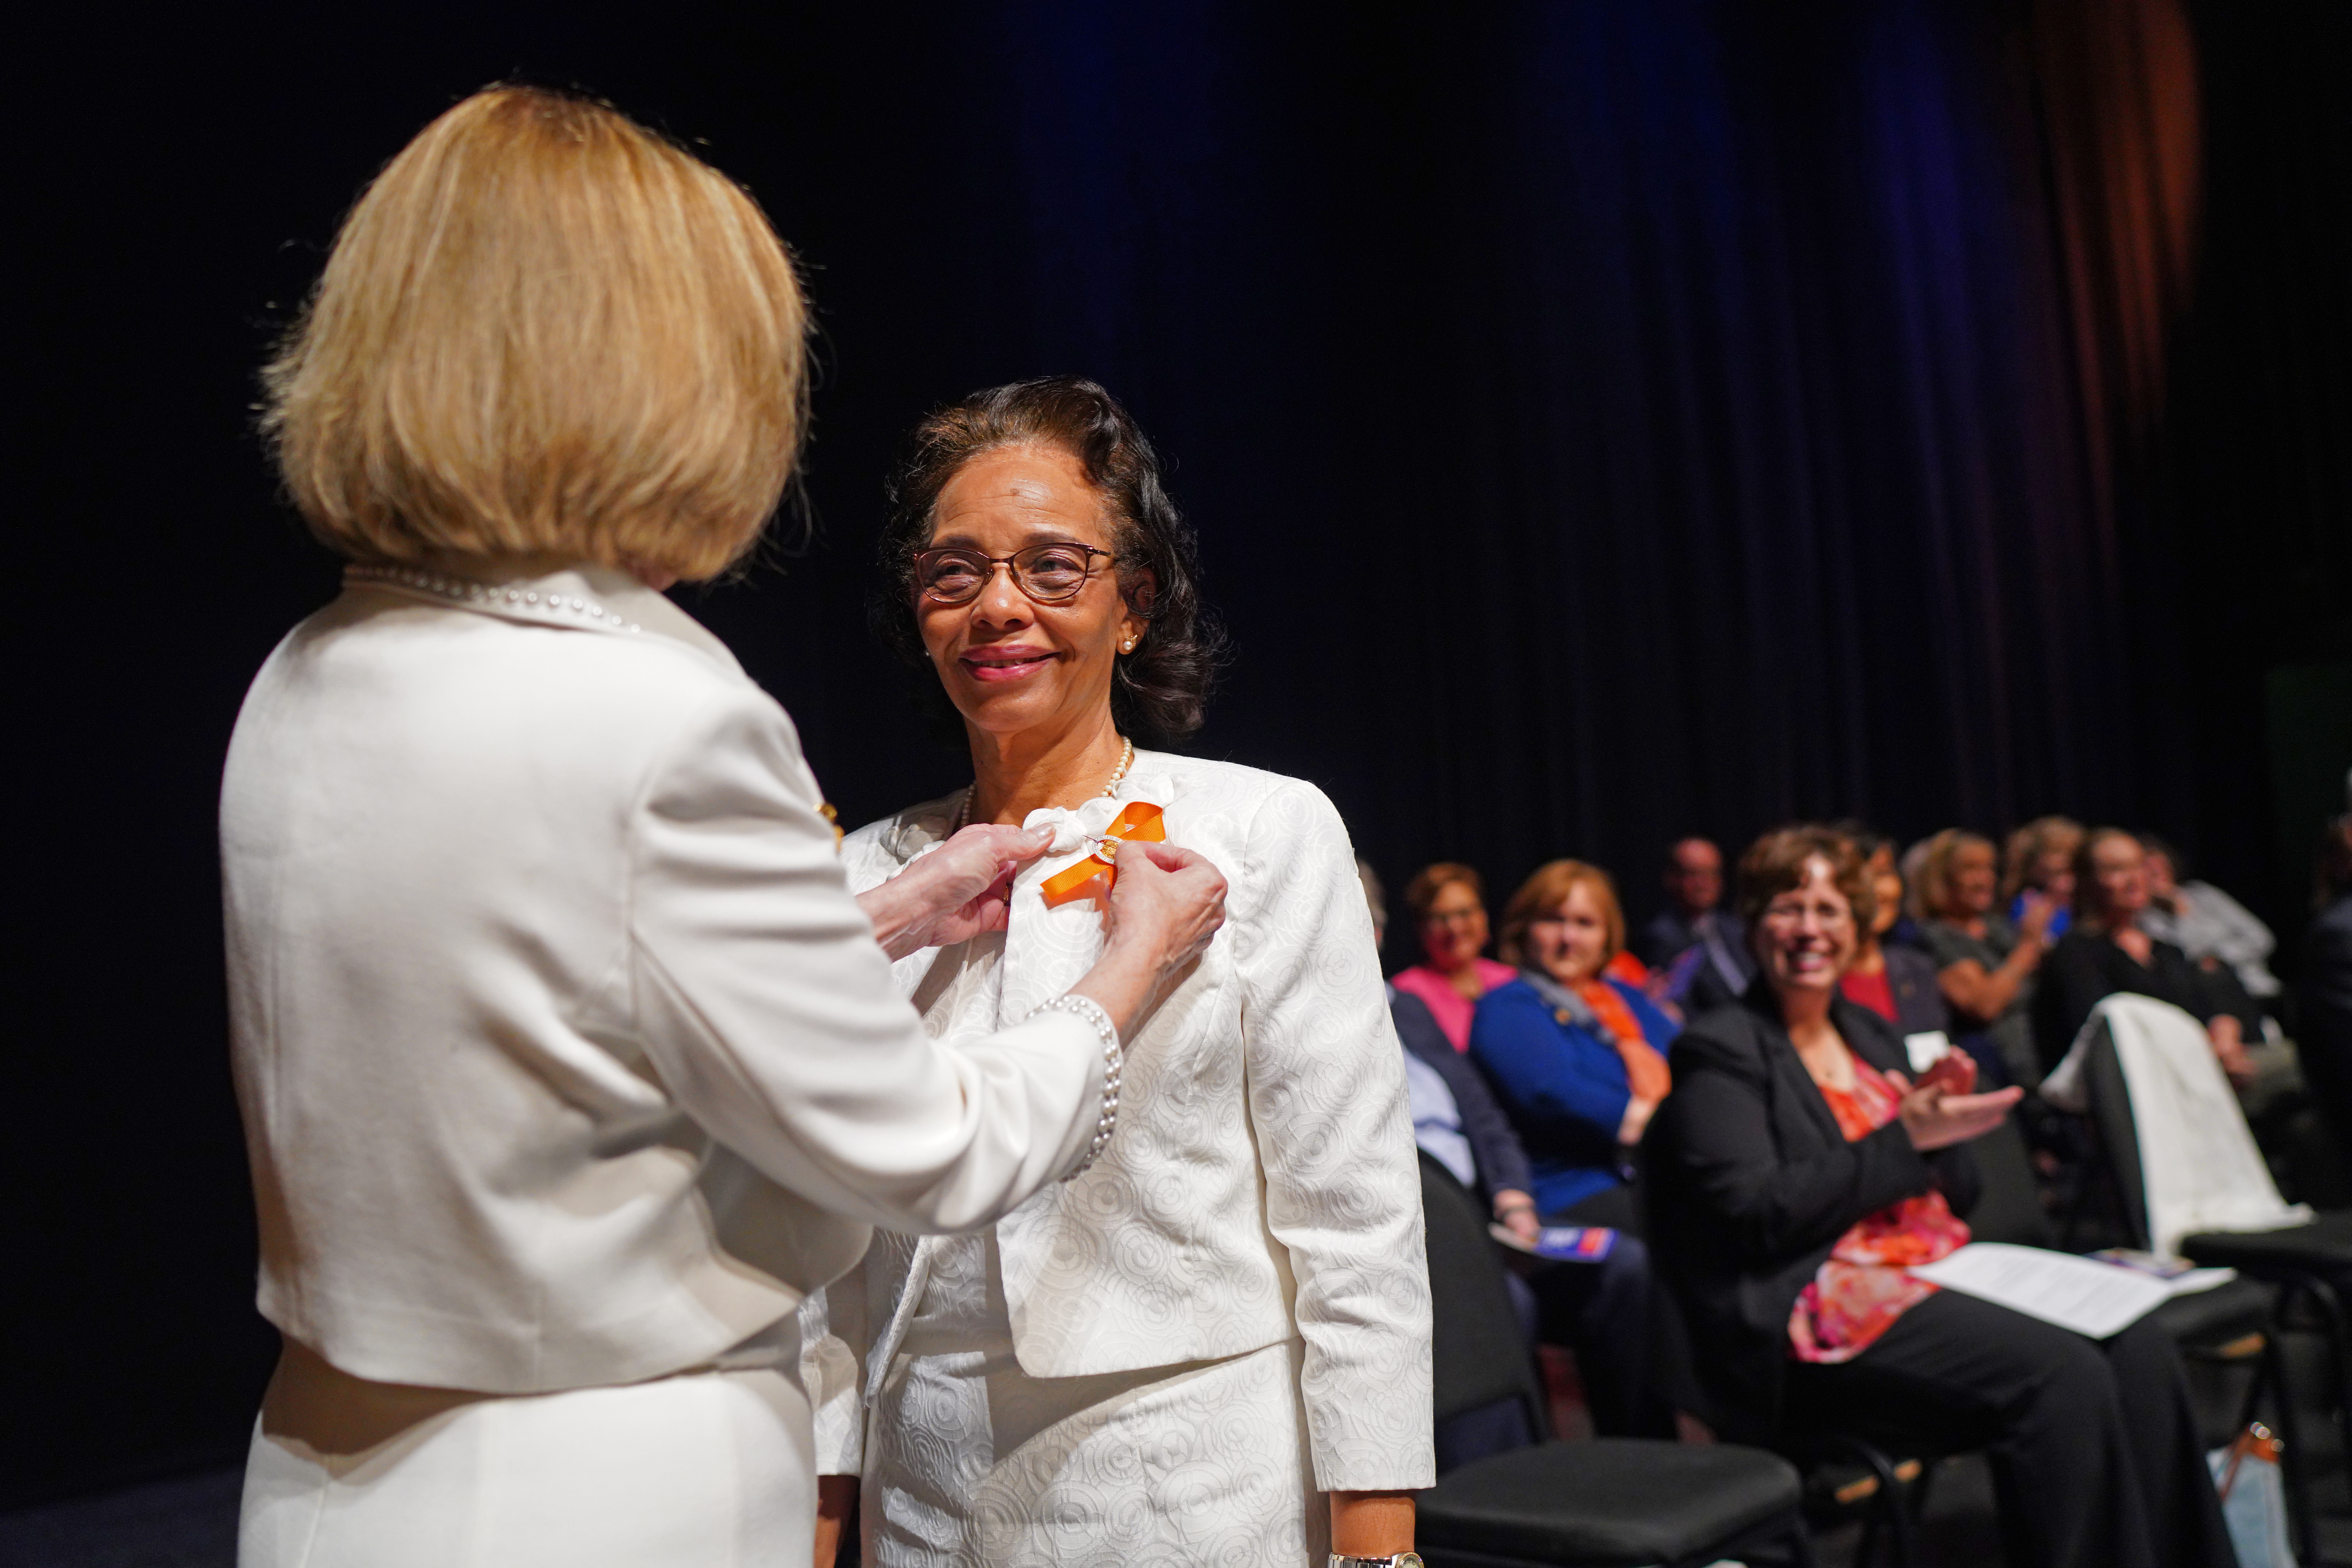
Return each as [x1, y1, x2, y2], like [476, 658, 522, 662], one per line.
[1890, 1052, 2024, 1152]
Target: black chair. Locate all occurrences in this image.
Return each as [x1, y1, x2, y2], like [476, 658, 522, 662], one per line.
[2074, 1024, 2344, 1559]
[1413, 1155, 1814, 1568]
[1773, 1430, 1942, 1568]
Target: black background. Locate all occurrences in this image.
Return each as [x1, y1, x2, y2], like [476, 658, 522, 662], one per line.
[8, 1, 2347, 1504]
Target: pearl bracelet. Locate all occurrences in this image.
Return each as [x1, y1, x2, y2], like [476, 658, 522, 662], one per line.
[1034, 993, 1123, 1179]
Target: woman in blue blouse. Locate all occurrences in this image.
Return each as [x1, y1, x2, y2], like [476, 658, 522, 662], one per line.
[1472, 859, 1678, 1233]
[1469, 859, 1690, 1436]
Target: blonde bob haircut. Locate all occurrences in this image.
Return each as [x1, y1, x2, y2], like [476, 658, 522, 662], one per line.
[1497, 860, 1625, 969]
[1909, 828, 1993, 922]
[263, 86, 807, 581]
[2000, 815, 2084, 902]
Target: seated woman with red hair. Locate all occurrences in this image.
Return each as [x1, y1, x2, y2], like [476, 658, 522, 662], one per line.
[1468, 859, 1690, 1437]
[1469, 861, 1676, 1231]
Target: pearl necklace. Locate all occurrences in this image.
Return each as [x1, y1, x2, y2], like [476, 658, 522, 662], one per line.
[953, 737, 1135, 834]
[346, 564, 642, 633]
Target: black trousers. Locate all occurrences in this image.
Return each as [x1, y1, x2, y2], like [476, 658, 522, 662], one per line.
[1531, 1184, 1688, 1438]
[1782, 1290, 2235, 1568]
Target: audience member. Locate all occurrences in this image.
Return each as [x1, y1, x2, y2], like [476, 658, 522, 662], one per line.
[1392, 862, 1517, 1051]
[2003, 815, 2083, 942]
[1366, 859, 1679, 1442]
[1837, 830, 1952, 1041]
[2292, 818, 2352, 1147]
[1636, 837, 1756, 1010]
[2139, 835, 2282, 1000]
[1647, 826, 2234, 1568]
[2034, 828, 2262, 1083]
[1913, 828, 2052, 1089]
[1471, 861, 1676, 1233]
[1360, 861, 1542, 1241]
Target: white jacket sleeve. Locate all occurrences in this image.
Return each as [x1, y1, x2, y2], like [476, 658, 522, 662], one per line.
[626, 683, 1102, 1234]
[1235, 782, 1436, 1491]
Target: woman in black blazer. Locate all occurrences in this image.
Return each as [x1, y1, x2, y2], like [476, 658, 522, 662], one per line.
[2033, 827, 2263, 1078]
[1647, 827, 2231, 1568]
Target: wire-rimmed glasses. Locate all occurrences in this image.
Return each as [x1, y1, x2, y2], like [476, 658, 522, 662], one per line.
[911, 543, 1115, 606]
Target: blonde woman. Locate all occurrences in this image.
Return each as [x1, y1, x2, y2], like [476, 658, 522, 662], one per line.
[807, 377, 1431, 1568]
[1913, 828, 2052, 1088]
[2000, 815, 2082, 941]
[227, 90, 1224, 1568]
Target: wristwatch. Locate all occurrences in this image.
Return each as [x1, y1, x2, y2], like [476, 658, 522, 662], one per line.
[1329, 1556, 1424, 1568]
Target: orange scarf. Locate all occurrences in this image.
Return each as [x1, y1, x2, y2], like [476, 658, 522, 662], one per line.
[1578, 979, 1672, 1103]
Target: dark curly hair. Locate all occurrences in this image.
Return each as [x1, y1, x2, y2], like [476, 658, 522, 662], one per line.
[871, 376, 1224, 744]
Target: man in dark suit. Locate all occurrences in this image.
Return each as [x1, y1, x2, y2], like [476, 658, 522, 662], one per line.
[1636, 837, 1756, 1011]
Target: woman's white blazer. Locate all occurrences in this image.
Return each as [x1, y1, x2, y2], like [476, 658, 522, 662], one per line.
[220, 565, 1109, 1396]
[808, 753, 1435, 1493]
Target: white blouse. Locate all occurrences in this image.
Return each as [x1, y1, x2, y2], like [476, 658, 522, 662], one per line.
[809, 752, 1434, 1494]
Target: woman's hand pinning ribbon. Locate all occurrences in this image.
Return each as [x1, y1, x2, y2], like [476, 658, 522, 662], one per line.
[1040, 801, 1167, 906]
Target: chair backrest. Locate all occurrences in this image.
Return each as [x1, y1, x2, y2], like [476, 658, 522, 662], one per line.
[2076, 995, 2303, 1252]
[1960, 1110, 2057, 1249]
[1418, 1153, 1547, 1431]
[2082, 1027, 2154, 1250]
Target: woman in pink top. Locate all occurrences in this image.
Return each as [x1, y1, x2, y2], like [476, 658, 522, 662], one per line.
[1392, 862, 1517, 1050]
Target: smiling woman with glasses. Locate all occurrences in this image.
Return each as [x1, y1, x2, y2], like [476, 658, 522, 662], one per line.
[805, 375, 1435, 1568]
[1390, 864, 1518, 1053]
[909, 541, 1116, 604]
[1645, 827, 2233, 1568]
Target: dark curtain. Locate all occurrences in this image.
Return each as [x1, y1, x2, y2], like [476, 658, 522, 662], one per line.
[11, 0, 2347, 1505]
[2160, 1, 2352, 910]
[900, 0, 2198, 899]
[770, 0, 2204, 890]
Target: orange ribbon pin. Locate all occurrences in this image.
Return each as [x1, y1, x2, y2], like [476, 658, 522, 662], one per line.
[1039, 801, 1167, 906]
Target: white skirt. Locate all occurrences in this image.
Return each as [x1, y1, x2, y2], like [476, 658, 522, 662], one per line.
[867, 1334, 1322, 1568]
[239, 1358, 814, 1568]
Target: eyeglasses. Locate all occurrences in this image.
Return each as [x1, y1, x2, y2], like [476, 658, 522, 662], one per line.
[1761, 899, 1852, 928]
[911, 544, 1115, 606]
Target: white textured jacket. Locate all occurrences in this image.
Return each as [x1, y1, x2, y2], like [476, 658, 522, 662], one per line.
[222, 564, 1107, 1396]
[807, 753, 1434, 1493]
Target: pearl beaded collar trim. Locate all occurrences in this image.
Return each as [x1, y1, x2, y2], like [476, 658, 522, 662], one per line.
[346, 564, 642, 633]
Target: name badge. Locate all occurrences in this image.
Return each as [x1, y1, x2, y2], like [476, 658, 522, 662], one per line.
[1904, 1031, 1954, 1072]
